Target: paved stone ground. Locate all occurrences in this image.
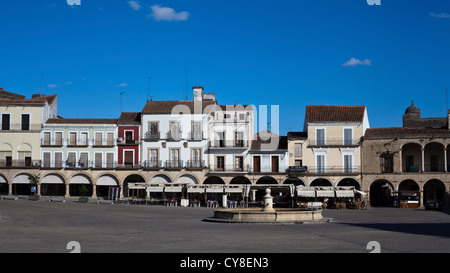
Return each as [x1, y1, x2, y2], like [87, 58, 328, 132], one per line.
[1, 198, 450, 253]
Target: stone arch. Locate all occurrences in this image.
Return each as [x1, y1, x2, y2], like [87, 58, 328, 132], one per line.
[337, 178, 361, 189]
[0, 173, 8, 195]
[256, 176, 278, 184]
[310, 178, 333, 187]
[423, 179, 446, 205]
[230, 176, 251, 184]
[283, 177, 305, 186]
[12, 172, 34, 195]
[369, 179, 395, 207]
[150, 174, 172, 184]
[203, 176, 225, 185]
[69, 174, 93, 197]
[177, 174, 199, 185]
[41, 173, 66, 196]
[424, 142, 445, 172]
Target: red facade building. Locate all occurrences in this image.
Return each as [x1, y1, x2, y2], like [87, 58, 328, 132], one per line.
[117, 112, 141, 167]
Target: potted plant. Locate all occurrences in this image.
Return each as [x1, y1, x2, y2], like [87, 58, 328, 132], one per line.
[27, 173, 40, 201]
[78, 184, 89, 203]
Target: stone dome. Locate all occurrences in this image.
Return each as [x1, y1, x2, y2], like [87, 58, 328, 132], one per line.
[405, 100, 420, 114]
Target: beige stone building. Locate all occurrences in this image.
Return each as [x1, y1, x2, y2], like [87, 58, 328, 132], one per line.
[288, 105, 370, 191]
[362, 101, 450, 208]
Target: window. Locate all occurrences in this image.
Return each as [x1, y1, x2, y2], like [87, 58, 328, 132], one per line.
[55, 132, 62, 146]
[344, 128, 353, 145]
[235, 156, 244, 171]
[148, 122, 159, 140]
[406, 155, 414, 172]
[81, 133, 88, 146]
[170, 149, 180, 167]
[382, 154, 393, 173]
[430, 155, 439, 172]
[170, 121, 181, 140]
[235, 132, 244, 147]
[149, 149, 159, 167]
[191, 148, 202, 167]
[79, 152, 88, 167]
[21, 114, 30, 131]
[67, 152, 76, 167]
[125, 131, 133, 143]
[239, 113, 245, 120]
[294, 143, 302, 157]
[343, 155, 353, 173]
[217, 132, 225, 147]
[106, 153, 114, 168]
[95, 153, 102, 168]
[295, 160, 303, 166]
[316, 154, 326, 173]
[316, 128, 325, 146]
[43, 152, 51, 168]
[1, 114, 10, 131]
[54, 152, 62, 168]
[224, 114, 231, 119]
[95, 132, 102, 146]
[216, 156, 225, 171]
[43, 132, 51, 146]
[69, 133, 77, 146]
[107, 133, 114, 146]
[253, 156, 261, 172]
[192, 121, 202, 140]
[271, 156, 279, 173]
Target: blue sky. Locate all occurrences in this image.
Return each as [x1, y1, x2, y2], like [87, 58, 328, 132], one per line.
[1, 0, 450, 135]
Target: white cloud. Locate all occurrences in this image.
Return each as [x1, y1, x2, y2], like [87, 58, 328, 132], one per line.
[64, 81, 73, 85]
[127, 1, 141, 11]
[148, 4, 189, 22]
[118, 83, 128, 87]
[430, 12, 450, 19]
[342, 58, 372, 67]
[47, 84, 58, 88]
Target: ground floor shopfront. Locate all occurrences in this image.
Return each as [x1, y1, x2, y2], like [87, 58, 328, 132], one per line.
[0, 168, 365, 208]
[362, 173, 450, 208]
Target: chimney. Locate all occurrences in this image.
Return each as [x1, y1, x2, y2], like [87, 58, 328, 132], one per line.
[193, 85, 203, 102]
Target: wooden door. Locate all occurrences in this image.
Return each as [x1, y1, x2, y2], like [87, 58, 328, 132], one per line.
[271, 156, 279, 173]
[253, 156, 261, 173]
[125, 151, 134, 166]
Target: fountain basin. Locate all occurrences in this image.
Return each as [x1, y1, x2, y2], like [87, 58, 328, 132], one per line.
[203, 208, 332, 224]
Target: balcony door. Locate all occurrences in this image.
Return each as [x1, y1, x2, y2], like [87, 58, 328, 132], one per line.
[253, 156, 261, 172]
[124, 151, 134, 166]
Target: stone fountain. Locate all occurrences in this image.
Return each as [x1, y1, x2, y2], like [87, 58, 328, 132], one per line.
[203, 188, 332, 224]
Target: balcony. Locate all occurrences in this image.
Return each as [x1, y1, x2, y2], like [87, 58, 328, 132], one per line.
[66, 138, 89, 147]
[209, 164, 249, 173]
[188, 131, 204, 141]
[144, 132, 160, 141]
[142, 160, 163, 169]
[0, 159, 41, 169]
[164, 160, 184, 169]
[41, 138, 63, 147]
[209, 140, 248, 149]
[288, 166, 361, 175]
[307, 138, 361, 148]
[166, 132, 182, 141]
[0, 123, 42, 132]
[116, 138, 139, 145]
[186, 160, 206, 169]
[92, 138, 115, 147]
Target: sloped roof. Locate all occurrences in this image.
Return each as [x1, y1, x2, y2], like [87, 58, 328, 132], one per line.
[141, 100, 218, 114]
[250, 130, 288, 151]
[306, 105, 365, 123]
[0, 88, 57, 106]
[364, 127, 450, 139]
[46, 118, 117, 124]
[117, 112, 141, 125]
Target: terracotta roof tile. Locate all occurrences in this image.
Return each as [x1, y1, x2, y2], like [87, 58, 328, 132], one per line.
[117, 112, 141, 125]
[364, 127, 450, 139]
[141, 100, 218, 114]
[46, 118, 117, 124]
[306, 105, 365, 123]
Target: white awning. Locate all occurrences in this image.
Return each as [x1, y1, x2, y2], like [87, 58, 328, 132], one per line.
[97, 175, 118, 186]
[12, 174, 31, 184]
[354, 189, 368, 196]
[336, 190, 354, 197]
[187, 187, 205, 193]
[164, 186, 182, 193]
[128, 183, 146, 189]
[297, 188, 316, 197]
[206, 187, 224, 193]
[41, 174, 64, 184]
[225, 187, 243, 193]
[147, 186, 164, 193]
[70, 175, 91, 184]
[316, 190, 335, 197]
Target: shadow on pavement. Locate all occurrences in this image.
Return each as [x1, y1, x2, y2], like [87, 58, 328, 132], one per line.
[341, 222, 450, 238]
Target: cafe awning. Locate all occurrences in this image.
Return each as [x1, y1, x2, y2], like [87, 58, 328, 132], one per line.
[316, 188, 335, 197]
[335, 189, 355, 197]
[164, 186, 182, 193]
[206, 186, 224, 193]
[296, 187, 316, 197]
